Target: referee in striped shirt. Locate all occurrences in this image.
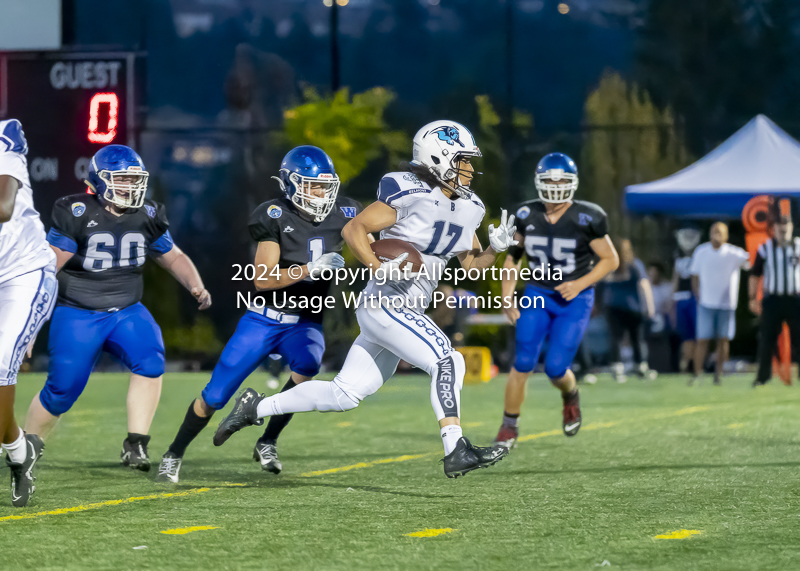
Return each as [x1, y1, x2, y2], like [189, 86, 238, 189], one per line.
[749, 215, 800, 385]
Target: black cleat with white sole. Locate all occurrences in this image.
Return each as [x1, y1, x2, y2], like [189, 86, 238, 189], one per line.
[253, 441, 282, 474]
[121, 436, 151, 472]
[7, 433, 44, 508]
[155, 452, 182, 484]
[442, 436, 507, 479]
[213, 388, 264, 446]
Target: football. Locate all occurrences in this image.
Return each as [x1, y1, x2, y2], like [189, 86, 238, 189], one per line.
[370, 238, 424, 272]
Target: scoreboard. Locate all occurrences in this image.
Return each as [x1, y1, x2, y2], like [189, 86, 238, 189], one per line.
[0, 51, 138, 215]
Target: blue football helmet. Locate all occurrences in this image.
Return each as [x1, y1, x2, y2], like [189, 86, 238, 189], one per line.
[535, 152, 578, 203]
[86, 145, 149, 209]
[272, 146, 340, 222]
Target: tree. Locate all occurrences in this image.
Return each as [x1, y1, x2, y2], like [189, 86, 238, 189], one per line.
[581, 71, 691, 254]
[281, 87, 407, 184]
[635, 0, 798, 152]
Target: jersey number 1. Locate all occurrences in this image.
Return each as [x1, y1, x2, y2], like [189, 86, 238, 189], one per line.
[83, 232, 146, 271]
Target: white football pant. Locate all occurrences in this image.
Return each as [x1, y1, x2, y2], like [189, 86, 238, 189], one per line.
[0, 267, 57, 386]
[259, 304, 465, 422]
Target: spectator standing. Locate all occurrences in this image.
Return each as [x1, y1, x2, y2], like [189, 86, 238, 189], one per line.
[690, 223, 750, 385]
[672, 228, 701, 373]
[604, 239, 656, 383]
[749, 215, 800, 386]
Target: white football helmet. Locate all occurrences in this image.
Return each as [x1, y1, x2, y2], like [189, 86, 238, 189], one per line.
[410, 120, 482, 199]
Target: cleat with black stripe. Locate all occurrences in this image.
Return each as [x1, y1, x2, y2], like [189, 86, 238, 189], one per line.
[213, 388, 264, 446]
[7, 433, 44, 508]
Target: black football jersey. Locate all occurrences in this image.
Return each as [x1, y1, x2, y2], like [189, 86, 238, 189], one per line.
[248, 195, 362, 323]
[508, 199, 608, 290]
[47, 194, 173, 311]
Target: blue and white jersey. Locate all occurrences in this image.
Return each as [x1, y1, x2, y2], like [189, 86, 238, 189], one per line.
[0, 119, 56, 284]
[364, 171, 485, 312]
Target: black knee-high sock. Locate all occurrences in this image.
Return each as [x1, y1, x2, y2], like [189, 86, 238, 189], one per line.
[167, 401, 212, 458]
[259, 379, 297, 444]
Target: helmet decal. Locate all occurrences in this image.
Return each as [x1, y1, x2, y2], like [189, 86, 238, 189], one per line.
[431, 126, 465, 148]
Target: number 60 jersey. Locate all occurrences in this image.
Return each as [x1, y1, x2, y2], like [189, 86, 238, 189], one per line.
[47, 194, 174, 311]
[510, 199, 608, 290]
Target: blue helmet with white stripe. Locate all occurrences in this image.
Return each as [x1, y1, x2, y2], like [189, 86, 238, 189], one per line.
[535, 152, 578, 203]
[86, 145, 149, 209]
[272, 145, 340, 222]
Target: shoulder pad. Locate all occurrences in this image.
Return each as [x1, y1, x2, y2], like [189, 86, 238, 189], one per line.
[377, 172, 431, 206]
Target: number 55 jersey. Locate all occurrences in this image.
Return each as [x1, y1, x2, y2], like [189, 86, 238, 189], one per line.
[46, 194, 174, 311]
[510, 199, 608, 289]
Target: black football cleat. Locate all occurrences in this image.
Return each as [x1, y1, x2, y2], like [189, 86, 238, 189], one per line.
[155, 452, 182, 484]
[442, 436, 507, 478]
[213, 388, 264, 446]
[121, 436, 151, 472]
[7, 433, 44, 508]
[253, 441, 282, 474]
[493, 424, 519, 449]
[562, 390, 582, 437]
[470, 440, 508, 467]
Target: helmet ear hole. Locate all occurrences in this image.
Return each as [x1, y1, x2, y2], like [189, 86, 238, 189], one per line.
[430, 155, 440, 165]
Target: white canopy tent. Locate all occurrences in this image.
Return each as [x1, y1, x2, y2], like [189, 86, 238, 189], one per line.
[624, 115, 800, 218]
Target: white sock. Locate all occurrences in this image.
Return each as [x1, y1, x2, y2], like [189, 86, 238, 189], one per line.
[2, 429, 27, 465]
[441, 425, 463, 456]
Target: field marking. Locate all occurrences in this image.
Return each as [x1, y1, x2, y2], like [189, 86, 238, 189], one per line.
[301, 406, 710, 477]
[727, 422, 744, 429]
[337, 421, 353, 428]
[463, 421, 484, 428]
[405, 528, 455, 538]
[654, 529, 702, 539]
[301, 453, 435, 477]
[0, 488, 210, 523]
[161, 525, 219, 535]
[652, 406, 710, 419]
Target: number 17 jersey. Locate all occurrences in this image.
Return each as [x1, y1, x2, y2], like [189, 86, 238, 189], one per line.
[511, 199, 608, 290]
[46, 194, 174, 311]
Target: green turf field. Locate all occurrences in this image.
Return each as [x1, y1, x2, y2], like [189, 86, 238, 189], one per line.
[1, 372, 799, 570]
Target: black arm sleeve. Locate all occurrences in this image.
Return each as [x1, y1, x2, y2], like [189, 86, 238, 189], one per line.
[751, 251, 765, 277]
[508, 243, 525, 263]
[248, 204, 281, 243]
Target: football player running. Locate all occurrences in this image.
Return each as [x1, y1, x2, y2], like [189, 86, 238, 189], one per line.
[0, 120, 57, 507]
[494, 153, 618, 449]
[24, 145, 211, 472]
[156, 146, 360, 483]
[214, 121, 517, 478]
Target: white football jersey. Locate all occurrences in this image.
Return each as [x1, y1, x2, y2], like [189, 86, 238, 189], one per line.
[364, 171, 486, 311]
[0, 120, 56, 284]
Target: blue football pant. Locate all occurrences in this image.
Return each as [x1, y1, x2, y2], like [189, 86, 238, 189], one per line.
[40, 303, 164, 416]
[201, 312, 325, 410]
[514, 286, 595, 380]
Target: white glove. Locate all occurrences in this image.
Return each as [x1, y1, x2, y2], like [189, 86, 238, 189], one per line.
[488, 209, 518, 252]
[374, 252, 414, 282]
[307, 252, 345, 279]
